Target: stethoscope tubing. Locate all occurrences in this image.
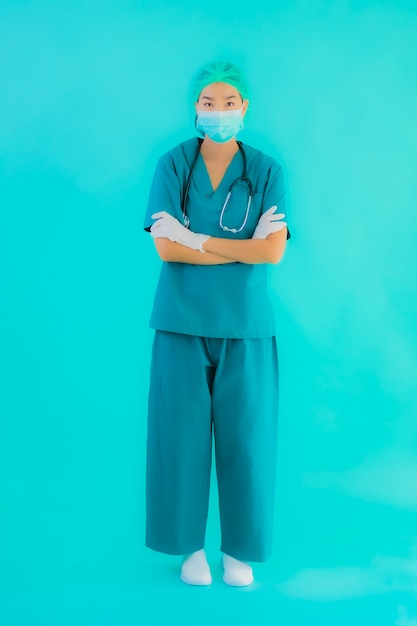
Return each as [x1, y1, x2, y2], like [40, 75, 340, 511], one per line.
[182, 138, 253, 232]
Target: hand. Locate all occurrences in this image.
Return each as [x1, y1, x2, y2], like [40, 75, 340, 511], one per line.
[150, 211, 210, 252]
[252, 206, 287, 239]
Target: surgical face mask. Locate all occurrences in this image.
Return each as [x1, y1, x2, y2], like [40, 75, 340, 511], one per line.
[196, 108, 244, 143]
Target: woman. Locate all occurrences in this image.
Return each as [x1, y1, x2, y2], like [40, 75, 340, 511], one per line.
[143, 61, 290, 587]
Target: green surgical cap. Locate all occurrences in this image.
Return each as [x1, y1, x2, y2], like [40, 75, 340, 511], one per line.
[192, 61, 250, 103]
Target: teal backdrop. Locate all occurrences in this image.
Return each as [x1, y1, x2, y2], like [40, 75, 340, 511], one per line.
[1, 0, 417, 624]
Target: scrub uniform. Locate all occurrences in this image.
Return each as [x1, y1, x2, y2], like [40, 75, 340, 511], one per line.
[143, 137, 290, 562]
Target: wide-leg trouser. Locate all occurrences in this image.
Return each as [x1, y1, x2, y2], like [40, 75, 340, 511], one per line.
[145, 330, 279, 562]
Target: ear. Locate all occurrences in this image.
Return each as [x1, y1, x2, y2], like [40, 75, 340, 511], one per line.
[242, 99, 249, 117]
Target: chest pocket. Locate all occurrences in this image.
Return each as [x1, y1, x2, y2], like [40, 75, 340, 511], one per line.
[220, 190, 263, 238]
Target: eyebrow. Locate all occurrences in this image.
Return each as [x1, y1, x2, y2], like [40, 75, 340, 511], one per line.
[201, 95, 238, 100]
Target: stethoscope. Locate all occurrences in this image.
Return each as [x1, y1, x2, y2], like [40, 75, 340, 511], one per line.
[181, 138, 253, 234]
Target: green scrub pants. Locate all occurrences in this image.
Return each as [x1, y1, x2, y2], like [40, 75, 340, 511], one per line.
[145, 330, 280, 562]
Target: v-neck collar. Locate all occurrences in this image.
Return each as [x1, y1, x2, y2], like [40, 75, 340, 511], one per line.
[197, 147, 241, 195]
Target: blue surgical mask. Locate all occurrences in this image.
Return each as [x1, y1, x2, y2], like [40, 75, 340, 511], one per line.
[196, 109, 244, 143]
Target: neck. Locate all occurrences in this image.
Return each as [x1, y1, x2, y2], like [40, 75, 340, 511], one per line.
[200, 136, 239, 162]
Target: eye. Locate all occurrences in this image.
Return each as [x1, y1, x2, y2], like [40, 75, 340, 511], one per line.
[226, 101, 236, 107]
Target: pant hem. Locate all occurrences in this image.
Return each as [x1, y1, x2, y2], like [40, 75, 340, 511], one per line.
[220, 545, 272, 563]
[146, 541, 205, 556]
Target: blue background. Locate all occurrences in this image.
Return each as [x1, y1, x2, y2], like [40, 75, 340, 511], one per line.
[1, 0, 417, 624]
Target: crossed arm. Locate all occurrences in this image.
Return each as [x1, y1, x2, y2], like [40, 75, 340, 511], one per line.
[154, 227, 288, 265]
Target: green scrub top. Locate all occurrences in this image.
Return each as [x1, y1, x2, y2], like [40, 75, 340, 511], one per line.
[143, 137, 290, 339]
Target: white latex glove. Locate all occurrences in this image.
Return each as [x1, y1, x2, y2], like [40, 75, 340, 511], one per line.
[150, 211, 210, 252]
[252, 206, 287, 239]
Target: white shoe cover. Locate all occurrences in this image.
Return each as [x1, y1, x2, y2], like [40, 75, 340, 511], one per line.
[180, 549, 212, 586]
[222, 553, 254, 586]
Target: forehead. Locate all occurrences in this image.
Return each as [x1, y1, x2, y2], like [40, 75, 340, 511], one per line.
[199, 82, 240, 99]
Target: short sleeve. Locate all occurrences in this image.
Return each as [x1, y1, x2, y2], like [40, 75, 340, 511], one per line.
[143, 153, 184, 232]
[262, 160, 291, 240]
